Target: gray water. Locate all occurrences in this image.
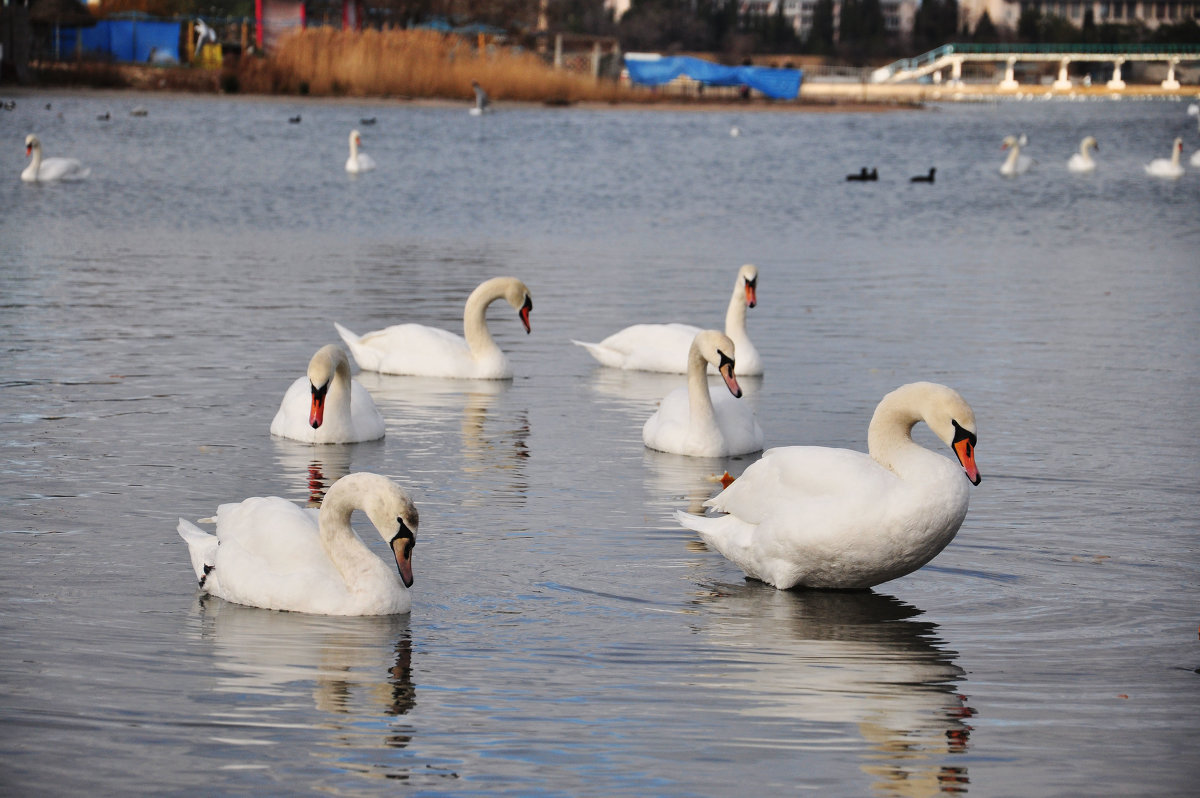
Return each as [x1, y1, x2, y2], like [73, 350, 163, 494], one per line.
[1, 90, 1198, 796]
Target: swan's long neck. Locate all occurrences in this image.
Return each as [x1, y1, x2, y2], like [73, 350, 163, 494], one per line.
[724, 283, 748, 341]
[318, 476, 381, 585]
[326, 358, 354, 430]
[462, 278, 508, 360]
[29, 141, 42, 174]
[349, 135, 359, 161]
[1172, 143, 1182, 167]
[686, 343, 717, 433]
[1004, 144, 1020, 170]
[1080, 140, 1092, 158]
[866, 385, 929, 476]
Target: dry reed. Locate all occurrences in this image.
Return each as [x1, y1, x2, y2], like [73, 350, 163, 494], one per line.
[239, 28, 638, 104]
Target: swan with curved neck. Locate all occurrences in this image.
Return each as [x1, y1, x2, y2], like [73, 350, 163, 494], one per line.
[676, 382, 980, 589]
[1067, 136, 1098, 173]
[270, 345, 385, 443]
[177, 472, 419, 615]
[1000, 135, 1032, 176]
[573, 264, 762, 375]
[336, 276, 533, 379]
[1145, 138, 1184, 179]
[346, 129, 375, 173]
[22, 134, 90, 182]
[643, 330, 764, 457]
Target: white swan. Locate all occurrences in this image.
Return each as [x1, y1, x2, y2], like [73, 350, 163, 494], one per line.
[270, 345, 385, 443]
[335, 276, 533, 379]
[345, 129, 376, 173]
[676, 382, 980, 589]
[643, 330, 763, 458]
[177, 472, 419, 615]
[1067, 136, 1098, 173]
[22, 134, 90, 182]
[573, 264, 762, 376]
[1145, 137, 1184, 179]
[999, 135, 1032, 176]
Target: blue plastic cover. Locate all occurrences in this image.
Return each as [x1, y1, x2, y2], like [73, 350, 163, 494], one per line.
[61, 19, 181, 63]
[624, 56, 802, 100]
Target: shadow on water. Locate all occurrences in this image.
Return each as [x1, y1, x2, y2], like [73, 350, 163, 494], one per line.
[692, 585, 974, 797]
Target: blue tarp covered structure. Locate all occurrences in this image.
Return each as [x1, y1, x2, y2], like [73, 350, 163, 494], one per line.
[624, 55, 802, 100]
[59, 15, 180, 63]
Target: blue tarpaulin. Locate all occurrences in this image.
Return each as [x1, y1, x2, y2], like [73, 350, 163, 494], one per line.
[59, 17, 181, 63]
[624, 55, 802, 100]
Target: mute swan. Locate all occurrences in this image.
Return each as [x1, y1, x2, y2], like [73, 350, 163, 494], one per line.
[1144, 138, 1184, 179]
[676, 382, 980, 589]
[345, 129, 376, 173]
[270, 345, 385, 443]
[21, 134, 90, 182]
[573, 264, 762, 376]
[643, 330, 763, 458]
[1067, 136, 1098, 173]
[1000, 135, 1032, 176]
[177, 472, 419, 615]
[336, 276, 533, 379]
[470, 80, 491, 115]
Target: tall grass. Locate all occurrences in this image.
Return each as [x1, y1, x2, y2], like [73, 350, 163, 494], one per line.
[238, 28, 636, 104]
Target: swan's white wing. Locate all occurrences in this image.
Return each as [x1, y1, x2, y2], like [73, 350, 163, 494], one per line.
[269, 376, 312, 438]
[349, 379, 386, 439]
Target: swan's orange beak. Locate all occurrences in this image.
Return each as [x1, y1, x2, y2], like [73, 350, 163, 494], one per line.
[952, 422, 981, 485]
[309, 381, 328, 429]
[718, 350, 741, 398]
[390, 525, 415, 588]
[25, 144, 32, 157]
[519, 295, 532, 334]
[745, 279, 757, 309]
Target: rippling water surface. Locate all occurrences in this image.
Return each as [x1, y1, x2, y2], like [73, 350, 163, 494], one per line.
[1, 91, 1198, 796]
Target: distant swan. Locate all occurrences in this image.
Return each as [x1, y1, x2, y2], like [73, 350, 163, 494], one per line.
[1000, 135, 1032, 176]
[470, 80, 491, 115]
[643, 330, 763, 457]
[270, 345, 385, 443]
[675, 382, 981, 590]
[21, 134, 89, 182]
[1067, 136, 1098, 173]
[345, 129, 376, 173]
[178, 472, 418, 615]
[573, 264, 762, 376]
[1144, 137, 1184, 179]
[336, 276, 533, 379]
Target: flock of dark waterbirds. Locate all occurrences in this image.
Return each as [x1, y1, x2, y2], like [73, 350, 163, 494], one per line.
[847, 165, 936, 183]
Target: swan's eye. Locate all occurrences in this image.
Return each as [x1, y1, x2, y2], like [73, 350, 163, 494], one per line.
[951, 420, 977, 448]
[718, 350, 735, 371]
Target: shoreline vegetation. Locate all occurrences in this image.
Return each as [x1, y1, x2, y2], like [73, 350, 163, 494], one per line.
[19, 28, 1200, 110]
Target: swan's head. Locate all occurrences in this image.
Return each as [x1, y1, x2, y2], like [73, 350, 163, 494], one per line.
[25, 133, 39, 157]
[349, 129, 362, 147]
[503, 278, 533, 334]
[1083, 136, 1098, 151]
[1173, 137, 1183, 154]
[737, 264, 758, 308]
[694, 330, 741, 398]
[352, 473, 419, 588]
[906, 382, 980, 486]
[306, 345, 351, 429]
[1001, 135, 1018, 150]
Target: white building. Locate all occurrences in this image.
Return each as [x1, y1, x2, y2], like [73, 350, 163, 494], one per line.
[958, 0, 1199, 32]
[741, 0, 918, 41]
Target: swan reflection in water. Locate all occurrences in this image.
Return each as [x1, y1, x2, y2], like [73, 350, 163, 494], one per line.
[691, 586, 974, 797]
[357, 373, 530, 505]
[272, 439, 360, 506]
[643, 447, 753, 515]
[192, 599, 417, 751]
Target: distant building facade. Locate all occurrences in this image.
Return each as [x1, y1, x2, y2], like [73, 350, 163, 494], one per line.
[740, 0, 918, 42]
[958, 0, 1199, 32]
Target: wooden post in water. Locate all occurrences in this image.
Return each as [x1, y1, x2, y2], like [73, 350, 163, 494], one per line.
[591, 42, 600, 80]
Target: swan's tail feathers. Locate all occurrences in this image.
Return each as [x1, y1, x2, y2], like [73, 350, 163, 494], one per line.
[571, 339, 623, 368]
[177, 519, 218, 584]
[676, 509, 719, 534]
[334, 322, 359, 348]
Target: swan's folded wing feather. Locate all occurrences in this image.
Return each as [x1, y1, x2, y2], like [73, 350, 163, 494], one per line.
[269, 376, 312, 437]
[349, 379, 386, 439]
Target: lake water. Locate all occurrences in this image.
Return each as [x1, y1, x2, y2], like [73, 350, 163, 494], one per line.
[1, 89, 1198, 796]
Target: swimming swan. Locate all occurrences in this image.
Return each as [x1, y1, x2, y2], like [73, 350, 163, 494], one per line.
[643, 330, 763, 457]
[1144, 138, 1184, 179]
[675, 382, 980, 589]
[1000, 135, 1032, 176]
[22, 134, 90, 182]
[346, 129, 376, 173]
[1067, 136, 1098, 173]
[177, 472, 419, 615]
[573, 264, 762, 375]
[270, 344, 385, 443]
[335, 276, 533, 379]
